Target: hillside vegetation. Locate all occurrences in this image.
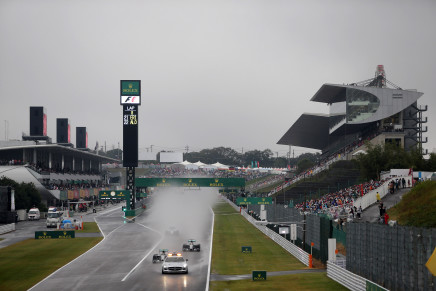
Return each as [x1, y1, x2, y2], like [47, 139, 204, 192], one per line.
[389, 181, 436, 227]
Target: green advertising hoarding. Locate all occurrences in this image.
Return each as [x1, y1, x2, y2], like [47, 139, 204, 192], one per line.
[60, 190, 68, 201]
[99, 190, 130, 200]
[35, 230, 75, 239]
[236, 197, 272, 205]
[135, 177, 245, 188]
[252, 270, 267, 281]
[121, 80, 140, 96]
[219, 188, 239, 194]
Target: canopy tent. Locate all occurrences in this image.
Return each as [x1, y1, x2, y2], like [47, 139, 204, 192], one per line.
[171, 160, 199, 170]
[194, 161, 207, 167]
[211, 162, 229, 169]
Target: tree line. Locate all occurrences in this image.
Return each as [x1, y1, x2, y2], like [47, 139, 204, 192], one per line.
[0, 177, 45, 211]
[356, 143, 436, 180]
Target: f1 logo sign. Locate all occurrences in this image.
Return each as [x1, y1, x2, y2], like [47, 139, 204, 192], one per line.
[121, 96, 141, 104]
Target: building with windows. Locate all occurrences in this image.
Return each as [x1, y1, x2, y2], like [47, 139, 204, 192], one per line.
[278, 66, 427, 158]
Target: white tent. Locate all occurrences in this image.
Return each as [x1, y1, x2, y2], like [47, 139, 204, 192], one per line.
[194, 161, 207, 167]
[201, 164, 217, 171]
[211, 162, 229, 170]
[172, 160, 199, 170]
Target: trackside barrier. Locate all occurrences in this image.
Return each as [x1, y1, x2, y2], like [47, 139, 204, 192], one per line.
[327, 261, 388, 291]
[0, 223, 15, 234]
[224, 197, 310, 266]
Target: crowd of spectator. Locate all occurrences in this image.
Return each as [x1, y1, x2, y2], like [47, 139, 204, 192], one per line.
[294, 178, 390, 214]
[0, 159, 25, 165]
[267, 132, 380, 197]
[44, 180, 107, 191]
[145, 167, 272, 182]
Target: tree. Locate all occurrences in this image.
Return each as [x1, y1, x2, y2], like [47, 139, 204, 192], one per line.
[426, 153, 436, 171]
[0, 177, 43, 210]
[355, 142, 430, 180]
[297, 159, 315, 174]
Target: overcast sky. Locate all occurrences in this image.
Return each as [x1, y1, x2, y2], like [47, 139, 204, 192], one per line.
[1, 0, 435, 158]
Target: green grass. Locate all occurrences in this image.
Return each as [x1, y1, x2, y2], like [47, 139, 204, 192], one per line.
[0, 237, 102, 291]
[212, 202, 306, 275]
[75, 222, 100, 233]
[388, 180, 436, 227]
[210, 273, 348, 291]
[211, 202, 347, 290]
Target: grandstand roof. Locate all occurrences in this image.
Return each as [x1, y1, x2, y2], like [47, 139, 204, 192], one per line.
[310, 84, 347, 103]
[277, 113, 330, 150]
[0, 144, 119, 163]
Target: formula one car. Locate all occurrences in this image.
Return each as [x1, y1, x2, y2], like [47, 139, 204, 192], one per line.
[182, 239, 201, 252]
[152, 249, 169, 263]
[165, 226, 179, 236]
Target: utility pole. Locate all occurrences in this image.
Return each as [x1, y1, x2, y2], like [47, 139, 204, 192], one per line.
[185, 145, 189, 153]
[150, 145, 154, 152]
[288, 145, 291, 168]
[4, 120, 8, 141]
[275, 152, 279, 159]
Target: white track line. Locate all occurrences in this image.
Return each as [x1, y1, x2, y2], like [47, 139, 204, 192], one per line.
[205, 207, 215, 291]
[29, 208, 126, 290]
[121, 223, 163, 282]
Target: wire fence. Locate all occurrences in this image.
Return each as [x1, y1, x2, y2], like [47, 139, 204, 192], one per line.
[347, 223, 436, 291]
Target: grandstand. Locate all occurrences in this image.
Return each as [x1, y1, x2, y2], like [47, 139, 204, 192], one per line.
[277, 65, 427, 159]
[0, 107, 119, 206]
[270, 66, 427, 199]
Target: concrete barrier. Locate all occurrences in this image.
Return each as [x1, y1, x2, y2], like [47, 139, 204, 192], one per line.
[327, 260, 388, 291]
[0, 223, 15, 234]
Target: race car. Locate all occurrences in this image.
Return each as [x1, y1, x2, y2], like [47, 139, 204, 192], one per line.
[162, 252, 188, 274]
[152, 249, 169, 263]
[165, 226, 179, 236]
[182, 239, 201, 252]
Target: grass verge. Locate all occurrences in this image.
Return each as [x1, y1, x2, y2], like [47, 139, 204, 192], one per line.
[212, 202, 306, 275]
[75, 222, 100, 233]
[388, 180, 436, 227]
[0, 237, 102, 291]
[211, 201, 347, 290]
[210, 273, 347, 291]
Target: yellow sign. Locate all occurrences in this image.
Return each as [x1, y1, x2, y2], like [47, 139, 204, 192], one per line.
[426, 247, 436, 276]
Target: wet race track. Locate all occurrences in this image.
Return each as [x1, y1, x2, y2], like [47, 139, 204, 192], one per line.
[30, 189, 217, 291]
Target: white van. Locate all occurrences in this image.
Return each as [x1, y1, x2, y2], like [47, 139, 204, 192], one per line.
[46, 211, 63, 228]
[48, 206, 57, 213]
[28, 208, 41, 220]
